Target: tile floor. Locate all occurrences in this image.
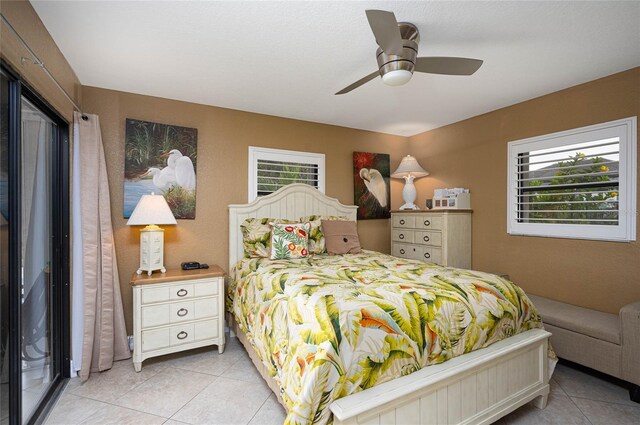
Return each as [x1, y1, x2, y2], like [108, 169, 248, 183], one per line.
[43, 335, 640, 425]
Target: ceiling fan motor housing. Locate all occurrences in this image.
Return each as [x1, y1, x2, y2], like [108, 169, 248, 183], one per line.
[376, 22, 420, 80]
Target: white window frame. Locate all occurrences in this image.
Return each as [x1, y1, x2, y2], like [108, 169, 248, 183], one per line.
[248, 146, 325, 202]
[507, 117, 636, 242]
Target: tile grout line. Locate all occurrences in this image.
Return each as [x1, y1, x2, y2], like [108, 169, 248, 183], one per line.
[569, 394, 640, 408]
[245, 393, 275, 425]
[169, 376, 221, 424]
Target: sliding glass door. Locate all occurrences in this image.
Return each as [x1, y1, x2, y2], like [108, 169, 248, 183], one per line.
[0, 64, 69, 425]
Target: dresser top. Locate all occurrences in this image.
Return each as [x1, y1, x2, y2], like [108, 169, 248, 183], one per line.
[391, 209, 473, 213]
[130, 265, 225, 286]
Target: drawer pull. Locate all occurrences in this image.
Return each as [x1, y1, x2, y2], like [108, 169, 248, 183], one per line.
[424, 252, 431, 259]
[399, 219, 405, 225]
[424, 220, 431, 226]
[413, 248, 416, 252]
[177, 331, 188, 340]
[423, 235, 430, 242]
[177, 288, 188, 297]
[399, 249, 405, 255]
[399, 234, 405, 240]
[177, 308, 188, 317]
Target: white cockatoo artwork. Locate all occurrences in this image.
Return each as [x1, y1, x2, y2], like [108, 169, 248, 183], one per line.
[124, 119, 198, 219]
[162, 149, 196, 191]
[359, 168, 388, 208]
[142, 166, 177, 191]
[354, 152, 391, 219]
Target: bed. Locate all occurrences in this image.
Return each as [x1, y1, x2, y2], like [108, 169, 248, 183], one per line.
[228, 184, 552, 425]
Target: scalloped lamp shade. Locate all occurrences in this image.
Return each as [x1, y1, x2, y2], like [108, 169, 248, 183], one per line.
[391, 155, 429, 179]
[391, 155, 429, 210]
[127, 194, 176, 276]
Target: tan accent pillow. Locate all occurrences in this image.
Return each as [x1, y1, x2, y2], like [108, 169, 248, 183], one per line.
[321, 220, 362, 255]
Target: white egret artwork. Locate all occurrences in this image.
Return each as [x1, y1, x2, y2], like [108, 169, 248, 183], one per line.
[353, 152, 391, 219]
[124, 119, 197, 219]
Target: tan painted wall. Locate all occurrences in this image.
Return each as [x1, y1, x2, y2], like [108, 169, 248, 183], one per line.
[81, 86, 408, 332]
[0, 0, 81, 121]
[409, 68, 640, 314]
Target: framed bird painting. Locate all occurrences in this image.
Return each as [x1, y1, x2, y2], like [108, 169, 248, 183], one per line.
[124, 118, 198, 219]
[353, 151, 391, 220]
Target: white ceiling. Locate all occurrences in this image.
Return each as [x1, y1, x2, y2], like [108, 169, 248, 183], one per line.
[31, 1, 640, 137]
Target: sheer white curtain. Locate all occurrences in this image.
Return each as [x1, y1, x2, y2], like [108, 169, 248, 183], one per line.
[72, 112, 130, 380]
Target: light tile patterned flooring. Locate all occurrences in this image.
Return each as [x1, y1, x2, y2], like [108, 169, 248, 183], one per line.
[44, 335, 640, 425]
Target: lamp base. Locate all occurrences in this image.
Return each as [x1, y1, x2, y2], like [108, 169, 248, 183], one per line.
[399, 202, 420, 210]
[137, 227, 166, 276]
[136, 267, 167, 276]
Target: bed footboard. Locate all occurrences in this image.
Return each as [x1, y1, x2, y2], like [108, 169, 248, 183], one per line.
[330, 329, 550, 425]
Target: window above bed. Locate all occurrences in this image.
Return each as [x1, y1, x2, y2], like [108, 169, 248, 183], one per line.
[507, 117, 636, 242]
[248, 146, 325, 202]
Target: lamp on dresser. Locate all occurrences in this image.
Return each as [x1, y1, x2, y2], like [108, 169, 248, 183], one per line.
[126, 193, 177, 275]
[391, 155, 429, 210]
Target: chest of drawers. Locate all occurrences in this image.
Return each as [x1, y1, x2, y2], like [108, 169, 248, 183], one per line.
[130, 267, 226, 371]
[390, 210, 472, 269]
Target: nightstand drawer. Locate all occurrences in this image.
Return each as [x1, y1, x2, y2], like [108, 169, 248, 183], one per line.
[140, 279, 219, 305]
[392, 215, 415, 228]
[392, 229, 414, 243]
[415, 215, 443, 230]
[415, 230, 442, 247]
[140, 319, 220, 352]
[140, 297, 219, 328]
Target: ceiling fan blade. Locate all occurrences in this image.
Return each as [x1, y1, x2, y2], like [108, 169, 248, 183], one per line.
[414, 57, 483, 75]
[335, 70, 380, 95]
[365, 10, 404, 56]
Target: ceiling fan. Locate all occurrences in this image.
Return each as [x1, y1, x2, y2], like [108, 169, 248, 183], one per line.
[336, 10, 484, 95]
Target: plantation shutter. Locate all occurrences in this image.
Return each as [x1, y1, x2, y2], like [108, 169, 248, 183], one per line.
[256, 159, 319, 197]
[516, 138, 620, 225]
[248, 147, 325, 201]
[507, 117, 636, 242]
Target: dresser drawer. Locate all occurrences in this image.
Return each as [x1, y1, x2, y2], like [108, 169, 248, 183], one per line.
[415, 215, 443, 230]
[392, 215, 415, 228]
[418, 246, 442, 264]
[391, 229, 414, 244]
[392, 243, 418, 259]
[140, 318, 220, 352]
[140, 297, 219, 328]
[415, 230, 442, 247]
[140, 279, 219, 305]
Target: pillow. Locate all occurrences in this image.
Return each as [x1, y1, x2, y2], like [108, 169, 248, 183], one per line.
[241, 218, 295, 258]
[321, 220, 362, 255]
[270, 223, 310, 260]
[299, 215, 348, 255]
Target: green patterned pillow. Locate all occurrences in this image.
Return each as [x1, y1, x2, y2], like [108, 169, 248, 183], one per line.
[299, 215, 348, 255]
[270, 223, 310, 260]
[241, 218, 295, 258]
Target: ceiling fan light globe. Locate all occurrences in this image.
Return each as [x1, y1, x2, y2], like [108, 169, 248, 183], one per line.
[382, 69, 413, 86]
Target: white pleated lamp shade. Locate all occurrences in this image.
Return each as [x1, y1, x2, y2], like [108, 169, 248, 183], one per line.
[391, 155, 429, 179]
[126, 194, 177, 226]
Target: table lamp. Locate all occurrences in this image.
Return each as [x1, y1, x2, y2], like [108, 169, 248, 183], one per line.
[391, 155, 429, 210]
[127, 193, 177, 275]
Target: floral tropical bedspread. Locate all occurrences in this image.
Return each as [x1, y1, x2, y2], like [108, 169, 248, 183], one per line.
[229, 251, 547, 425]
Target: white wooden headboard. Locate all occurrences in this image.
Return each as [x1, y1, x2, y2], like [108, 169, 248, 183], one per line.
[228, 183, 358, 270]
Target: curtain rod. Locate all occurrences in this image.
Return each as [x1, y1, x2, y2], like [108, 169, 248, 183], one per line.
[1, 12, 88, 120]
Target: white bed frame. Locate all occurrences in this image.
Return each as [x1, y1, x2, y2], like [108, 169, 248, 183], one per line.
[228, 184, 550, 425]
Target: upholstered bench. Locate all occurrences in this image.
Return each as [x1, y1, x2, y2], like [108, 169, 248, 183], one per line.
[528, 294, 640, 402]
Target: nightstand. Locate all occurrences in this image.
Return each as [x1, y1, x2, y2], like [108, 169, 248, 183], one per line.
[130, 266, 226, 372]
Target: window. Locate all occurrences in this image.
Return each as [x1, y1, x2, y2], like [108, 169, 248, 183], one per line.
[248, 146, 325, 202]
[507, 117, 636, 242]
